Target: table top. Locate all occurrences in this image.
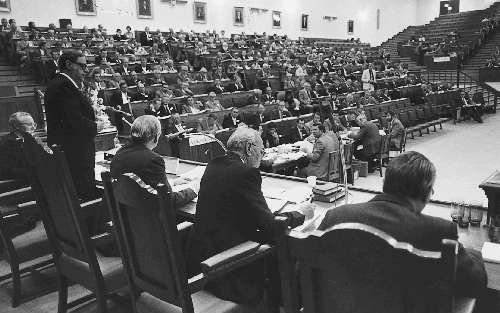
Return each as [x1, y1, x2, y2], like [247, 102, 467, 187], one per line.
[479, 170, 500, 189]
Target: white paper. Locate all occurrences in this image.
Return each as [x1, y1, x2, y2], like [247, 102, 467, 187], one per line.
[180, 166, 206, 181]
[265, 198, 287, 213]
[482, 242, 500, 263]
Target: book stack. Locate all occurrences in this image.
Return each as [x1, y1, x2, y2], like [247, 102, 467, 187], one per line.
[312, 183, 344, 203]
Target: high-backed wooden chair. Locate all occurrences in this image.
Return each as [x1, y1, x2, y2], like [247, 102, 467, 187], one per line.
[327, 150, 340, 182]
[21, 133, 127, 313]
[278, 222, 476, 313]
[111, 172, 274, 313]
[0, 182, 53, 307]
[376, 135, 390, 177]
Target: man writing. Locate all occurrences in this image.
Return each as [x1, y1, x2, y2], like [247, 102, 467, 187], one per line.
[302, 123, 339, 181]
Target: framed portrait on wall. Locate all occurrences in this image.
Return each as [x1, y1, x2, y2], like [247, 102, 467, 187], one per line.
[137, 0, 153, 19]
[272, 11, 281, 28]
[75, 0, 96, 16]
[0, 0, 11, 12]
[301, 14, 308, 30]
[348, 20, 354, 34]
[234, 7, 244, 26]
[194, 2, 207, 24]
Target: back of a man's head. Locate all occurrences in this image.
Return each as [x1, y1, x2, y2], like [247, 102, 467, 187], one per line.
[227, 127, 259, 154]
[130, 115, 161, 145]
[9, 112, 35, 134]
[383, 151, 435, 203]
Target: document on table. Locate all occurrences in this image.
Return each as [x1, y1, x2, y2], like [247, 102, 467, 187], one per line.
[265, 198, 287, 213]
[180, 166, 206, 181]
[482, 242, 500, 263]
[262, 181, 312, 204]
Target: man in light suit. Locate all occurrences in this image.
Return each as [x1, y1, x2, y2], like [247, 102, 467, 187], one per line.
[318, 152, 486, 303]
[386, 111, 405, 150]
[361, 63, 377, 91]
[303, 123, 339, 181]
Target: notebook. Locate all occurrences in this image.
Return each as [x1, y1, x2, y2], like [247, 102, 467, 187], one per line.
[482, 242, 500, 263]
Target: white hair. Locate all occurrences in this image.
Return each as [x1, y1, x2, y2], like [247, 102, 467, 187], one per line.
[227, 127, 260, 154]
[130, 115, 161, 144]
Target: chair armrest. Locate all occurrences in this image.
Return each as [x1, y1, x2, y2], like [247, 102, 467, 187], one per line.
[79, 198, 102, 219]
[200, 241, 272, 275]
[0, 187, 33, 206]
[0, 179, 28, 193]
[91, 232, 114, 247]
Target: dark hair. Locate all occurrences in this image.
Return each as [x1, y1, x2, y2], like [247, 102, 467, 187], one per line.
[268, 122, 277, 129]
[383, 151, 435, 202]
[387, 110, 396, 117]
[312, 123, 325, 132]
[58, 50, 84, 71]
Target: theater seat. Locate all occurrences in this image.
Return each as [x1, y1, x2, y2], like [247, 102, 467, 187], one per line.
[136, 291, 253, 313]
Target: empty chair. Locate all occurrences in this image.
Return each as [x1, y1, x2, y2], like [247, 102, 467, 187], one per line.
[278, 222, 476, 313]
[327, 150, 340, 182]
[21, 133, 127, 313]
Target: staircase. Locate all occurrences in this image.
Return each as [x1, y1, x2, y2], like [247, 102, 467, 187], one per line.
[0, 56, 40, 97]
[462, 31, 500, 79]
[380, 26, 420, 60]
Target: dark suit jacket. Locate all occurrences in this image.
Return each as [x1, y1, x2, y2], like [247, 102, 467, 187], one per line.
[131, 92, 150, 102]
[109, 90, 131, 111]
[349, 121, 381, 159]
[226, 82, 246, 92]
[211, 85, 225, 94]
[110, 143, 196, 208]
[186, 152, 304, 304]
[269, 109, 292, 120]
[0, 133, 28, 183]
[318, 193, 487, 298]
[134, 64, 152, 73]
[44, 59, 59, 81]
[44, 73, 97, 200]
[289, 126, 309, 143]
[222, 114, 241, 129]
[115, 65, 132, 75]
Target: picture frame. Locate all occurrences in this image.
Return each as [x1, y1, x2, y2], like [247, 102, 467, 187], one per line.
[272, 11, 281, 29]
[194, 2, 207, 24]
[75, 0, 95, 16]
[137, 0, 153, 19]
[301, 14, 308, 31]
[348, 20, 354, 34]
[234, 7, 244, 26]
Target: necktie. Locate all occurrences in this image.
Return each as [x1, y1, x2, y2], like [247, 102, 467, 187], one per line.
[370, 70, 374, 81]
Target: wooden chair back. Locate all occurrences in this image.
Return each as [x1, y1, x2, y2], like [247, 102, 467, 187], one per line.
[111, 173, 193, 312]
[21, 133, 96, 266]
[327, 150, 340, 182]
[279, 223, 458, 313]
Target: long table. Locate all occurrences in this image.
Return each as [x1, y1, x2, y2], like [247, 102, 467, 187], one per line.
[94, 152, 500, 291]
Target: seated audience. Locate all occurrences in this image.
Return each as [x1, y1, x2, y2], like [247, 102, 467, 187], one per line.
[111, 115, 196, 207]
[318, 151, 487, 298]
[226, 74, 246, 92]
[186, 127, 309, 306]
[386, 111, 405, 150]
[289, 118, 311, 143]
[204, 92, 224, 111]
[210, 78, 226, 94]
[131, 82, 151, 101]
[197, 113, 223, 133]
[262, 122, 281, 148]
[246, 89, 262, 106]
[302, 123, 340, 181]
[348, 114, 381, 171]
[144, 102, 157, 116]
[222, 107, 241, 129]
[269, 101, 292, 120]
[184, 96, 205, 114]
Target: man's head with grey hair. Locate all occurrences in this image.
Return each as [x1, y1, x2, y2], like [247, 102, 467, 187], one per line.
[130, 115, 162, 149]
[9, 112, 36, 135]
[227, 127, 265, 168]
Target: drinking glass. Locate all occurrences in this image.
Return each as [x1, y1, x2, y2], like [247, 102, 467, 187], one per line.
[450, 201, 461, 223]
[470, 201, 484, 227]
[458, 202, 470, 228]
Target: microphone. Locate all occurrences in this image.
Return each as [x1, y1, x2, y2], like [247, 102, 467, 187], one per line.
[185, 132, 228, 153]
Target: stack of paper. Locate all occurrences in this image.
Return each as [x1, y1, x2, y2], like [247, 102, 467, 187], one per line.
[180, 166, 206, 181]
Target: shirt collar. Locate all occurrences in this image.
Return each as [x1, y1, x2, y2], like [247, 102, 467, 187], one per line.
[59, 72, 82, 90]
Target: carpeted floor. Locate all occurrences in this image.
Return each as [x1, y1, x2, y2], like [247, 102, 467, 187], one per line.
[353, 112, 500, 206]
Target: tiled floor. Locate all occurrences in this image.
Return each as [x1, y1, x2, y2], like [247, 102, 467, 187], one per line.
[353, 112, 500, 206]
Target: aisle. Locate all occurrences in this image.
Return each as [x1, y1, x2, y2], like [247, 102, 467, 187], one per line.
[353, 112, 500, 205]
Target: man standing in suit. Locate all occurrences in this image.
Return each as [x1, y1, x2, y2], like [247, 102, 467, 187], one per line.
[222, 107, 241, 129]
[361, 63, 377, 91]
[386, 111, 405, 150]
[318, 152, 486, 298]
[111, 115, 196, 208]
[302, 123, 339, 181]
[165, 113, 190, 157]
[348, 114, 381, 170]
[45, 51, 105, 200]
[186, 127, 309, 306]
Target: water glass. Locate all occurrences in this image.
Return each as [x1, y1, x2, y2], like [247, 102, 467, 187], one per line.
[470, 201, 484, 226]
[458, 203, 470, 228]
[450, 202, 462, 223]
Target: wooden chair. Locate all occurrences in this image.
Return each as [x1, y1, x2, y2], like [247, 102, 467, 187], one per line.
[278, 222, 476, 313]
[376, 135, 390, 177]
[0, 182, 53, 307]
[327, 150, 340, 182]
[111, 172, 274, 313]
[21, 133, 127, 313]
